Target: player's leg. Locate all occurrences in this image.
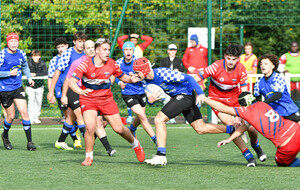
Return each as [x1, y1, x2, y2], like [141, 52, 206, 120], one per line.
[56, 97, 65, 122]
[14, 98, 36, 150]
[1, 101, 15, 150]
[55, 108, 75, 150]
[66, 89, 82, 148]
[126, 107, 133, 124]
[95, 115, 116, 156]
[131, 104, 157, 144]
[163, 95, 176, 124]
[244, 121, 267, 162]
[81, 110, 97, 166]
[105, 113, 145, 162]
[217, 112, 256, 167]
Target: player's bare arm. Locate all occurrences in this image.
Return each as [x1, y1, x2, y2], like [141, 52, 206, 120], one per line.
[61, 77, 69, 105]
[47, 69, 61, 103]
[69, 77, 93, 96]
[119, 73, 140, 83]
[217, 124, 248, 147]
[203, 97, 236, 116]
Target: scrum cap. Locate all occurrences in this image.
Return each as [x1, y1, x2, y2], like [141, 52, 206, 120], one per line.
[133, 57, 151, 77]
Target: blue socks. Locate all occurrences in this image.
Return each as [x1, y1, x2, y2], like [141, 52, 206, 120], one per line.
[23, 120, 32, 142]
[242, 149, 254, 160]
[127, 107, 132, 117]
[157, 147, 166, 156]
[289, 158, 300, 167]
[128, 124, 137, 132]
[151, 135, 157, 145]
[251, 139, 259, 148]
[226, 125, 235, 134]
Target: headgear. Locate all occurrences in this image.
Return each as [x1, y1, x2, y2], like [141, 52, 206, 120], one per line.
[122, 41, 135, 52]
[190, 34, 199, 45]
[6, 33, 19, 45]
[133, 57, 151, 77]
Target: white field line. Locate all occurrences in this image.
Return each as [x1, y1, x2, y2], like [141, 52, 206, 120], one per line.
[8, 125, 192, 131]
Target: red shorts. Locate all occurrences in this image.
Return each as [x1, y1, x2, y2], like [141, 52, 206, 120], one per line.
[291, 82, 300, 91]
[275, 127, 300, 165]
[80, 96, 119, 115]
[209, 96, 240, 115]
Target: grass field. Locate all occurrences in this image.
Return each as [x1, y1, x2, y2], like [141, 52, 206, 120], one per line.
[0, 124, 299, 190]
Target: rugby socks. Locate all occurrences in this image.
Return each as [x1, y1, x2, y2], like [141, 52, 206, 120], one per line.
[77, 124, 86, 137]
[251, 139, 260, 148]
[69, 125, 78, 141]
[130, 138, 139, 149]
[157, 147, 166, 156]
[3, 119, 12, 138]
[289, 158, 300, 167]
[22, 120, 32, 142]
[128, 124, 137, 132]
[226, 125, 235, 134]
[151, 135, 157, 145]
[127, 107, 132, 117]
[86, 151, 93, 160]
[58, 121, 73, 142]
[242, 148, 254, 161]
[100, 136, 112, 151]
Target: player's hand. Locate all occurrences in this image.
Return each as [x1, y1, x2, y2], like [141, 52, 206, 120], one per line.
[28, 78, 35, 87]
[80, 88, 93, 96]
[146, 90, 161, 103]
[47, 92, 56, 104]
[233, 116, 242, 128]
[10, 68, 18, 76]
[217, 139, 231, 148]
[188, 66, 196, 74]
[130, 33, 139, 38]
[61, 95, 68, 106]
[31, 73, 36, 77]
[196, 94, 205, 105]
[118, 81, 127, 89]
[130, 72, 141, 83]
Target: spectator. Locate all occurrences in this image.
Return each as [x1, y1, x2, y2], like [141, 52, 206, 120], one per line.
[26, 50, 47, 124]
[239, 41, 258, 92]
[160, 44, 185, 72]
[160, 43, 185, 124]
[182, 34, 208, 90]
[278, 41, 300, 108]
[117, 33, 153, 58]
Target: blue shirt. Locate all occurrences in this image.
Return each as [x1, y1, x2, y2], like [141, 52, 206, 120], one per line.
[48, 55, 64, 98]
[254, 72, 299, 116]
[57, 47, 85, 84]
[145, 68, 204, 97]
[0, 48, 31, 91]
[116, 56, 145, 95]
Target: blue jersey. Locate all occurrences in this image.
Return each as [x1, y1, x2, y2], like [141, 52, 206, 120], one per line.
[0, 48, 31, 91]
[48, 55, 64, 98]
[254, 72, 299, 116]
[116, 56, 145, 95]
[57, 47, 85, 83]
[145, 68, 204, 97]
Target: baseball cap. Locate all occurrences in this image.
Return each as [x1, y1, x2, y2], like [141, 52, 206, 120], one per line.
[168, 44, 177, 50]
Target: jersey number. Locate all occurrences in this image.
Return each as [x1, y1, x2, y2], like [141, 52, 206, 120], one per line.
[264, 109, 280, 122]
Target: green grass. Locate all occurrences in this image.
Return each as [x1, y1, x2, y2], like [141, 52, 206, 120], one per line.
[0, 125, 299, 189]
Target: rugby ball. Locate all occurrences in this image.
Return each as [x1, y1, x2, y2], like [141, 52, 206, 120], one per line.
[145, 84, 166, 102]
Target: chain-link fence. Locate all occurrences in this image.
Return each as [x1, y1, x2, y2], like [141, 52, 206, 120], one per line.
[1, 0, 300, 124]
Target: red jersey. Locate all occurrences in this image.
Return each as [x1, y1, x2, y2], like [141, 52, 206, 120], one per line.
[198, 59, 247, 99]
[72, 57, 124, 101]
[234, 102, 299, 147]
[182, 45, 208, 74]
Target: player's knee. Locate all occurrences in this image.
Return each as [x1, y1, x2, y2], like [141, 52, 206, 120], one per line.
[192, 120, 207, 135]
[113, 126, 124, 135]
[137, 113, 148, 122]
[154, 116, 165, 125]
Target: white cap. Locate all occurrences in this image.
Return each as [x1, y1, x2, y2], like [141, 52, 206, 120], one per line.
[168, 44, 177, 50]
